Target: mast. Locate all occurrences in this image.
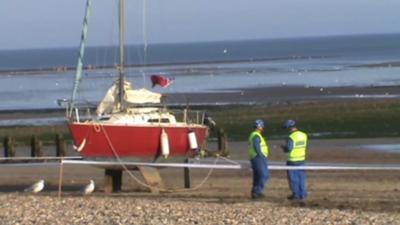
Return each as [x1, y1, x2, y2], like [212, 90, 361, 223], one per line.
[118, 0, 126, 110]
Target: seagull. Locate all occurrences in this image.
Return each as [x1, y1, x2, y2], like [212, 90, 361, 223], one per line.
[24, 179, 45, 193]
[81, 180, 95, 195]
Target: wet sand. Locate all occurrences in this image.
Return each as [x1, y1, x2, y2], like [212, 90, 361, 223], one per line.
[168, 85, 400, 105]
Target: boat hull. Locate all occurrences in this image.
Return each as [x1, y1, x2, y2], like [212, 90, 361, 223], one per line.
[68, 122, 208, 158]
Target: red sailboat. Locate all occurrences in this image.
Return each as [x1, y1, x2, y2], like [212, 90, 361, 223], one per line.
[66, 0, 208, 159]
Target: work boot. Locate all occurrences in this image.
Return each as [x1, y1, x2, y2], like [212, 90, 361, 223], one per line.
[287, 195, 295, 200]
[251, 193, 266, 200]
[287, 195, 301, 200]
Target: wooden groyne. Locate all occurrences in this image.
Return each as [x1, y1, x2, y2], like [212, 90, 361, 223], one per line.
[3, 133, 68, 158]
[1, 129, 230, 193]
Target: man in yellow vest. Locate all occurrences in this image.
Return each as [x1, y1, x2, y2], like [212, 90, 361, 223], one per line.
[281, 119, 308, 200]
[248, 119, 269, 200]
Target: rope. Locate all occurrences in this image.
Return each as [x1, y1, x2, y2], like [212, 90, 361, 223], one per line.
[182, 157, 219, 191]
[218, 156, 241, 165]
[163, 156, 219, 193]
[99, 123, 156, 189]
[93, 123, 101, 133]
[98, 122, 218, 192]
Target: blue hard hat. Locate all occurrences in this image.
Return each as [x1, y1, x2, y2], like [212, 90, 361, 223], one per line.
[283, 119, 296, 129]
[254, 119, 264, 129]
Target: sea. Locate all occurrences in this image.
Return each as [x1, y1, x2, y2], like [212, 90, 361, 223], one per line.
[1, 33, 400, 111]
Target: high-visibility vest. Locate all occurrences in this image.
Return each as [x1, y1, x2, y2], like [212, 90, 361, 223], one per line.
[248, 131, 269, 159]
[288, 130, 308, 162]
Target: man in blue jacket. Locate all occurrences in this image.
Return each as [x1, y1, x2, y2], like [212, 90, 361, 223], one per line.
[248, 119, 269, 200]
[281, 119, 308, 200]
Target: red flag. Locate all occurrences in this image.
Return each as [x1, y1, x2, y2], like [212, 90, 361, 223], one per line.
[150, 74, 172, 88]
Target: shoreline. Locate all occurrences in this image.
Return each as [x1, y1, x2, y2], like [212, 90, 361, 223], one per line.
[0, 85, 400, 113]
[168, 85, 400, 105]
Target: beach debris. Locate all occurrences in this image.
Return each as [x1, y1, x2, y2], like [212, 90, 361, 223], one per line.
[24, 179, 45, 193]
[81, 180, 95, 195]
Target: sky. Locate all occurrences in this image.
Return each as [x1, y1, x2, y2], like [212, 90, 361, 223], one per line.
[1, 0, 400, 50]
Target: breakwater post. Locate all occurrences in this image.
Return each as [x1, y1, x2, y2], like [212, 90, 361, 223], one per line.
[30, 135, 43, 157]
[55, 134, 67, 157]
[3, 136, 16, 157]
[217, 128, 229, 156]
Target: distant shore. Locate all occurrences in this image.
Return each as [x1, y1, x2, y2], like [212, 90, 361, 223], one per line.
[1, 55, 399, 76]
[0, 56, 310, 76]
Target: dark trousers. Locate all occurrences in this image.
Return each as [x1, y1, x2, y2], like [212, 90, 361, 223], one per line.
[251, 155, 269, 195]
[287, 161, 307, 199]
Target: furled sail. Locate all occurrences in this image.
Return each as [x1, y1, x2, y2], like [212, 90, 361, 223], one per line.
[71, 0, 92, 116]
[96, 80, 161, 115]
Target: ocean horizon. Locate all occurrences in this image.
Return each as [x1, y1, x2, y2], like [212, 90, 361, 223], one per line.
[1, 33, 400, 71]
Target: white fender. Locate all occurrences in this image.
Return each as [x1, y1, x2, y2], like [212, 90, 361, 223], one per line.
[188, 131, 198, 150]
[161, 129, 170, 158]
[73, 138, 86, 152]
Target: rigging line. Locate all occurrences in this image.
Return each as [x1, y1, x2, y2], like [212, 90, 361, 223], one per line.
[103, 2, 118, 76]
[141, 0, 148, 87]
[98, 122, 156, 189]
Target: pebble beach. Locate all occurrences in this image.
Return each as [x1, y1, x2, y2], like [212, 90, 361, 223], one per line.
[0, 194, 399, 225]
[0, 139, 399, 224]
